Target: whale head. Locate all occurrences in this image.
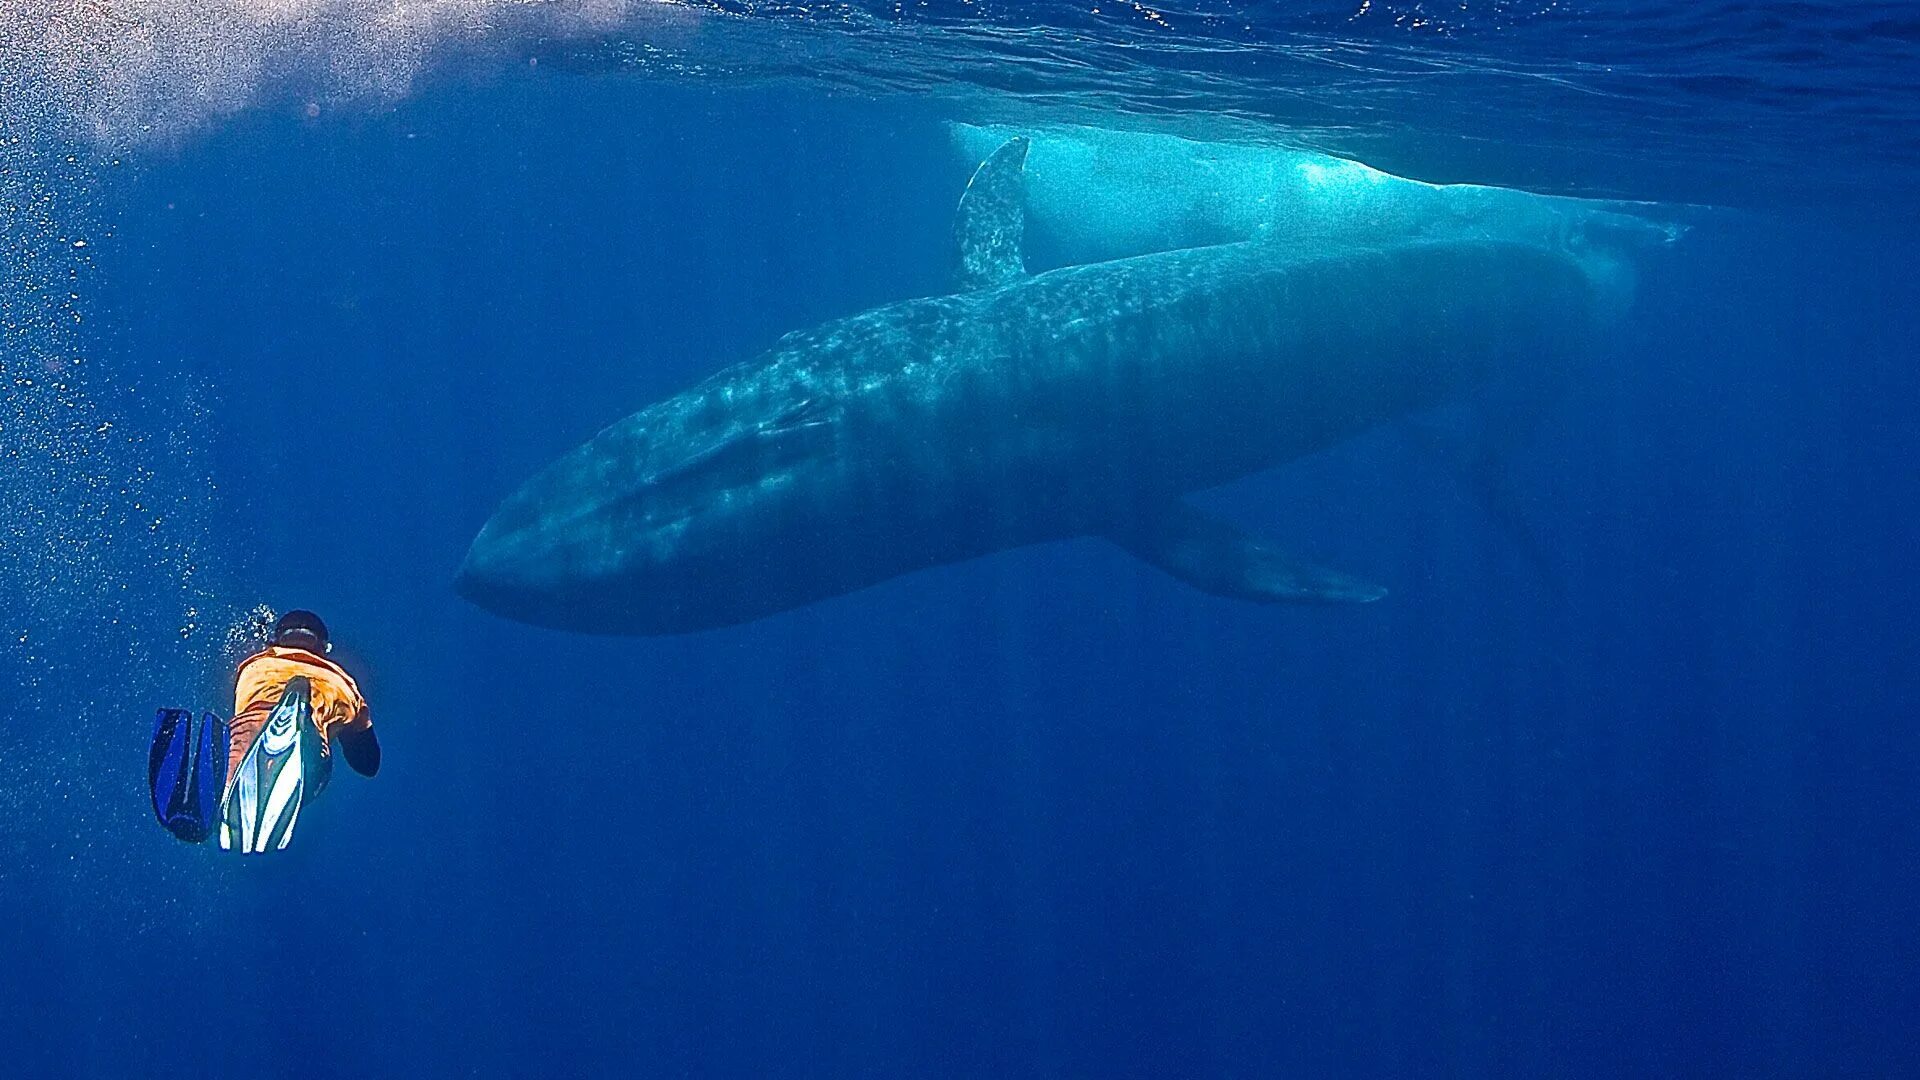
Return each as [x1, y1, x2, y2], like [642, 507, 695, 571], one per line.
[455, 384, 851, 635]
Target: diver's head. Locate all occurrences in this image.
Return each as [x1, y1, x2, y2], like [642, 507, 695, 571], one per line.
[272, 609, 331, 654]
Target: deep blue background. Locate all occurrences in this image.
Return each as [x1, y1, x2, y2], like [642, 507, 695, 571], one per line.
[3, 62, 1918, 1078]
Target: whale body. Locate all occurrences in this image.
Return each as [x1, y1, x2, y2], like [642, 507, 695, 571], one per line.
[457, 138, 1643, 635]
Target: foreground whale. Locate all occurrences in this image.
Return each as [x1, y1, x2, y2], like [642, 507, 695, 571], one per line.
[457, 138, 1645, 635]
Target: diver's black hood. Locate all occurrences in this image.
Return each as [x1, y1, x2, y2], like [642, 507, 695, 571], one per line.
[272, 609, 329, 648]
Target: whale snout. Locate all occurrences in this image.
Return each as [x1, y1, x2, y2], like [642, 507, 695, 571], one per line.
[453, 526, 540, 621]
[453, 507, 597, 632]
[451, 543, 497, 605]
[456, 505, 706, 635]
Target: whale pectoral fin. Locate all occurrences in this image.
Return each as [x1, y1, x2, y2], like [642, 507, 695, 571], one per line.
[952, 136, 1031, 291]
[1107, 503, 1387, 605]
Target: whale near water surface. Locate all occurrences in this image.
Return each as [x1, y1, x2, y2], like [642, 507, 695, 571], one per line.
[456, 129, 1679, 635]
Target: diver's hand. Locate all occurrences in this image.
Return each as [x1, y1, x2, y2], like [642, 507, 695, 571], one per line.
[339, 723, 381, 777]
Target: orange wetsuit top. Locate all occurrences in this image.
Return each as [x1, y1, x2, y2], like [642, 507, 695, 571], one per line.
[228, 646, 371, 779]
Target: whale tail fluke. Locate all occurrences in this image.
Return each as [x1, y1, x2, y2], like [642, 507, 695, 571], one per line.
[1107, 502, 1386, 605]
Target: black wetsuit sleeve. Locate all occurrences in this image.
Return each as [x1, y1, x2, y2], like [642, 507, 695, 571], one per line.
[338, 720, 381, 777]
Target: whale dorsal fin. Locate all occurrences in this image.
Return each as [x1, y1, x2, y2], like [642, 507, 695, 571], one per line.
[952, 136, 1030, 291]
[1107, 502, 1387, 605]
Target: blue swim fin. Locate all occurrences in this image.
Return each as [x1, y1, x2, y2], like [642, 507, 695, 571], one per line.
[148, 708, 229, 844]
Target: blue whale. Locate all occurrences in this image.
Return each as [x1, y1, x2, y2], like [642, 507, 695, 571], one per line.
[457, 138, 1644, 635]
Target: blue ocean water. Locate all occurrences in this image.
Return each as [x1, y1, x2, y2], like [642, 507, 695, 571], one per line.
[2, 3, 1917, 1077]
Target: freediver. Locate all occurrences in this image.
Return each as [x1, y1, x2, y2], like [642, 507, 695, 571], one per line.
[149, 609, 379, 852]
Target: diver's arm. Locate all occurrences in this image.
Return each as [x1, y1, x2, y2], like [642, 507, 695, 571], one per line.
[338, 707, 380, 777]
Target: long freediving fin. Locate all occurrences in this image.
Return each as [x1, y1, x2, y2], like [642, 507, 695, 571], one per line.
[1107, 501, 1387, 605]
[148, 708, 230, 844]
[952, 136, 1030, 291]
[219, 676, 321, 854]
